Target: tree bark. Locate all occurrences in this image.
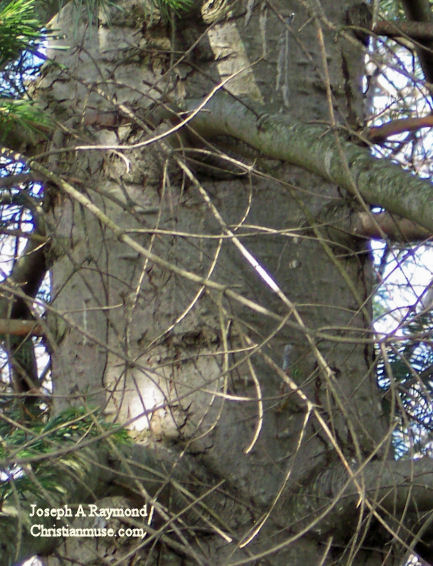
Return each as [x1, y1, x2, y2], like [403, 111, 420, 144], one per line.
[3, 1, 433, 564]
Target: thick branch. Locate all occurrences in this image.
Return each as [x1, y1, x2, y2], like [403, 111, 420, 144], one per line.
[0, 318, 43, 336]
[0, 218, 48, 324]
[374, 20, 433, 41]
[402, 0, 433, 88]
[310, 458, 433, 561]
[6, 231, 48, 317]
[183, 94, 433, 233]
[367, 114, 433, 143]
[315, 458, 433, 518]
[0, 194, 48, 392]
[0, 439, 246, 565]
[0, 173, 37, 190]
[352, 211, 431, 241]
[0, 443, 114, 564]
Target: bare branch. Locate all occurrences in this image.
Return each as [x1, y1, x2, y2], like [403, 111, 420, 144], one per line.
[0, 318, 43, 336]
[352, 211, 431, 241]
[374, 20, 433, 41]
[182, 94, 433, 233]
[367, 115, 433, 144]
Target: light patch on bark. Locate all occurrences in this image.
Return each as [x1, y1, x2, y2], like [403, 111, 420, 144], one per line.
[206, 22, 264, 102]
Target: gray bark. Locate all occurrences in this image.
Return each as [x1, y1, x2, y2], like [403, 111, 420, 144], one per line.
[181, 93, 433, 232]
[2, 1, 433, 565]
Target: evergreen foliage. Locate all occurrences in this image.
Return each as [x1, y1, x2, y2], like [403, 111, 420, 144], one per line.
[377, 312, 433, 458]
[0, 0, 41, 68]
[0, 0, 49, 143]
[153, 0, 193, 16]
[0, 406, 129, 503]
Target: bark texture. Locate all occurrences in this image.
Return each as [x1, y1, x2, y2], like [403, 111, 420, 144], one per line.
[4, 1, 433, 565]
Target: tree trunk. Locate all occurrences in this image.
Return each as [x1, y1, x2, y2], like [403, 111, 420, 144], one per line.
[12, 0, 429, 564]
